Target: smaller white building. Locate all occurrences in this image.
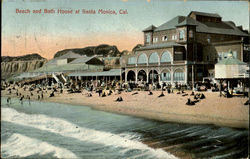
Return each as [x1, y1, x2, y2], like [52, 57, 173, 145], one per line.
[215, 52, 248, 79]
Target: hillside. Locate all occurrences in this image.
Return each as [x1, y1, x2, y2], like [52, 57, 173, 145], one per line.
[1, 54, 47, 80]
[54, 44, 122, 58]
[1, 53, 46, 62]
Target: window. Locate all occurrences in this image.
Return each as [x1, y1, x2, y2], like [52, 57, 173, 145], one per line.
[172, 34, 177, 40]
[179, 30, 184, 40]
[160, 51, 172, 63]
[233, 51, 237, 59]
[137, 53, 147, 64]
[207, 35, 211, 43]
[128, 57, 136, 65]
[161, 72, 171, 81]
[174, 70, 184, 81]
[174, 51, 183, 61]
[153, 37, 158, 43]
[189, 30, 193, 38]
[146, 33, 151, 43]
[149, 52, 159, 64]
[218, 52, 224, 61]
[162, 36, 167, 41]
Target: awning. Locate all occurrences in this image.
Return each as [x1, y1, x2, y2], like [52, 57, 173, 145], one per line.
[68, 69, 121, 77]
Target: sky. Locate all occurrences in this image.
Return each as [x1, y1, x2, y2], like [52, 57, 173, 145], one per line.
[2, 0, 249, 59]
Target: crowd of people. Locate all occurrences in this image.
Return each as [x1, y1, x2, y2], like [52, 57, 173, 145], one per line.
[1, 78, 248, 106]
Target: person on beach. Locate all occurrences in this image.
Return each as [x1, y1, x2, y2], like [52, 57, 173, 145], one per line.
[158, 91, 165, 97]
[194, 94, 199, 100]
[20, 95, 24, 104]
[98, 89, 102, 97]
[7, 97, 11, 104]
[116, 96, 123, 102]
[167, 88, 171, 94]
[108, 90, 112, 96]
[87, 93, 92, 97]
[27, 95, 31, 105]
[244, 100, 250, 105]
[182, 93, 188, 96]
[49, 91, 55, 97]
[90, 84, 93, 92]
[148, 91, 153, 95]
[132, 92, 138, 95]
[200, 93, 205, 99]
[101, 91, 106, 97]
[186, 98, 195, 105]
[162, 82, 166, 91]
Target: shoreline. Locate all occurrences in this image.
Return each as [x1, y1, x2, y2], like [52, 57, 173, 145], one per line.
[1, 88, 249, 129]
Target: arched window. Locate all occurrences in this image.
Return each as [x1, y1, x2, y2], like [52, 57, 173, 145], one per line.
[160, 51, 172, 63]
[174, 68, 184, 81]
[138, 70, 147, 81]
[127, 70, 136, 81]
[161, 69, 171, 81]
[149, 52, 159, 64]
[128, 57, 136, 65]
[137, 53, 147, 64]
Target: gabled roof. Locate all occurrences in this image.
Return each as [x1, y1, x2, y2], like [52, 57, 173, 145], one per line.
[188, 11, 221, 18]
[175, 17, 198, 27]
[154, 16, 186, 32]
[142, 25, 156, 32]
[217, 57, 246, 65]
[195, 20, 249, 36]
[152, 15, 248, 36]
[57, 51, 82, 59]
[69, 56, 96, 64]
[45, 51, 83, 65]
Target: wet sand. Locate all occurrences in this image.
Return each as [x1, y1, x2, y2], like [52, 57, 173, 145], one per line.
[2, 88, 249, 129]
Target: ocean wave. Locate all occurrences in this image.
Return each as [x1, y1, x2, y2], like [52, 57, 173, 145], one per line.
[1, 133, 78, 158]
[2, 107, 178, 159]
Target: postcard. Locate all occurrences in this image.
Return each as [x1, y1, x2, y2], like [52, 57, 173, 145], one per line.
[1, 0, 249, 158]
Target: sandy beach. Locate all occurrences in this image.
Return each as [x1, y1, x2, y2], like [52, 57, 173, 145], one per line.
[2, 88, 249, 129]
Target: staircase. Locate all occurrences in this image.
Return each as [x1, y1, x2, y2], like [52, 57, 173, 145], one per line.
[52, 73, 61, 84]
[52, 73, 67, 84]
[60, 74, 67, 83]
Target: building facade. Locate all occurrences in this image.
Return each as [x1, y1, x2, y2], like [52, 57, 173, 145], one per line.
[122, 11, 249, 86]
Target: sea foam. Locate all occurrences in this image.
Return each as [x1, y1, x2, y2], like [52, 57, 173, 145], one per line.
[1, 133, 78, 158]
